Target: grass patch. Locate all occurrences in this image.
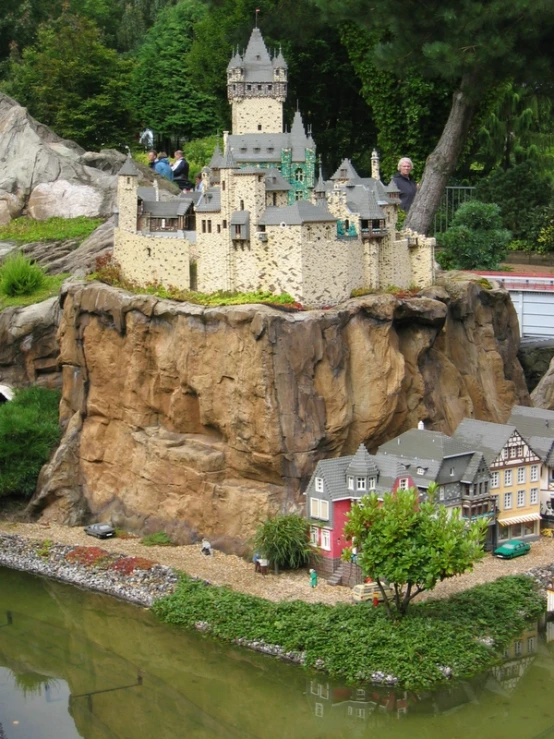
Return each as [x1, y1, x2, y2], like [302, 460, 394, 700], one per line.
[0, 273, 68, 309]
[90, 253, 299, 308]
[141, 532, 174, 547]
[152, 574, 544, 688]
[0, 217, 104, 245]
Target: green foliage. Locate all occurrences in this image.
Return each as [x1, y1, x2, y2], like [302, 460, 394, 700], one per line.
[3, 13, 135, 150]
[253, 514, 311, 572]
[0, 387, 61, 499]
[0, 273, 68, 309]
[475, 161, 553, 242]
[129, 0, 220, 143]
[153, 573, 544, 687]
[36, 539, 53, 558]
[436, 201, 512, 271]
[141, 532, 173, 547]
[0, 253, 45, 297]
[344, 488, 487, 616]
[0, 217, 104, 245]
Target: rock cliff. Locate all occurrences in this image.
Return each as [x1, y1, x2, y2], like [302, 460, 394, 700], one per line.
[27, 279, 529, 550]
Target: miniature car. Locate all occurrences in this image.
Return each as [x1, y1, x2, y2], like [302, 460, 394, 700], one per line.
[493, 539, 531, 559]
[84, 523, 115, 540]
[352, 582, 395, 603]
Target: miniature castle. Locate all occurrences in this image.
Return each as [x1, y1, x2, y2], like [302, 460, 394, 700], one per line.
[114, 27, 436, 307]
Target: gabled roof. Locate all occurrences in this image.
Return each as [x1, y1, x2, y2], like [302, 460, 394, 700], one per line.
[118, 157, 140, 176]
[453, 419, 519, 466]
[259, 201, 337, 226]
[331, 159, 359, 181]
[220, 147, 238, 169]
[379, 428, 475, 461]
[228, 128, 313, 164]
[264, 168, 292, 191]
[141, 200, 191, 217]
[195, 188, 221, 212]
[345, 187, 384, 220]
[137, 186, 155, 201]
[508, 405, 554, 439]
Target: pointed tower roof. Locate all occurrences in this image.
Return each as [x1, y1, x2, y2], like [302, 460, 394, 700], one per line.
[209, 144, 224, 169]
[314, 165, 326, 194]
[331, 158, 359, 182]
[118, 157, 139, 176]
[346, 444, 379, 478]
[290, 110, 310, 160]
[227, 47, 243, 72]
[272, 46, 288, 69]
[243, 27, 273, 81]
[220, 146, 237, 170]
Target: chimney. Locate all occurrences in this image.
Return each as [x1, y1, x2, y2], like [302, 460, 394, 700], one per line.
[223, 130, 229, 152]
[153, 179, 159, 202]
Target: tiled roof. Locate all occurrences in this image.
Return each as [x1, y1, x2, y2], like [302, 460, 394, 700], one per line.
[141, 200, 191, 217]
[259, 201, 337, 226]
[118, 157, 140, 176]
[242, 28, 274, 82]
[264, 169, 292, 191]
[230, 210, 249, 225]
[509, 405, 554, 440]
[379, 428, 475, 461]
[331, 158, 359, 181]
[209, 145, 224, 169]
[345, 444, 379, 477]
[228, 131, 312, 163]
[195, 189, 221, 212]
[345, 187, 384, 220]
[137, 186, 155, 201]
[453, 419, 517, 466]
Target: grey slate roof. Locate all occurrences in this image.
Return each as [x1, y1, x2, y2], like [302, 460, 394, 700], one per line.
[346, 187, 384, 220]
[314, 167, 326, 193]
[453, 419, 518, 466]
[220, 147, 238, 169]
[230, 210, 250, 225]
[118, 157, 140, 176]
[331, 159, 359, 181]
[141, 200, 191, 217]
[385, 180, 400, 194]
[227, 129, 313, 164]
[242, 28, 274, 82]
[195, 189, 221, 213]
[137, 186, 155, 201]
[264, 168, 292, 191]
[234, 166, 264, 175]
[209, 145, 224, 169]
[259, 201, 337, 226]
[290, 110, 308, 161]
[379, 428, 475, 461]
[272, 47, 287, 69]
[509, 405, 554, 439]
[345, 444, 379, 477]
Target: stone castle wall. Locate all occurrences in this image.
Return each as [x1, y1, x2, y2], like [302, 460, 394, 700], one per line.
[232, 98, 283, 136]
[115, 229, 191, 290]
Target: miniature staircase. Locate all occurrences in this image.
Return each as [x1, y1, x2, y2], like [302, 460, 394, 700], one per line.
[327, 563, 345, 587]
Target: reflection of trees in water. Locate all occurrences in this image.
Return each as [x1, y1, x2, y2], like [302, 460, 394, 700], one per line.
[13, 669, 59, 699]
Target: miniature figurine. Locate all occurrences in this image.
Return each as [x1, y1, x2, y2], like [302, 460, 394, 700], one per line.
[372, 595, 380, 607]
[309, 569, 317, 588]
[259, 556, 269, 575]
[253, 552, 261, 573]
[201, 539, 212, 555]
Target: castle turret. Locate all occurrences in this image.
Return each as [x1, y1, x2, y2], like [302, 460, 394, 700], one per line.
[116, 156, 139, 232]
[371, 148, 381, 181]
[228, 28, 287, 135]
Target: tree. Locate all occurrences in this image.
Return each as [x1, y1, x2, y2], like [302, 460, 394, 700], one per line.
[343, 488, 486, 617]
[436, 201, 512, 270]
[129, 0, 220, 146]
[0, 387, 61, 499]
[3, 13, 135, 150]
[253, 514, 311, 573]
[315, 0, 554, 234]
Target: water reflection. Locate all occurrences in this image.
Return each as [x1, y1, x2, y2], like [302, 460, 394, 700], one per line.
[1, 566, 554, 739]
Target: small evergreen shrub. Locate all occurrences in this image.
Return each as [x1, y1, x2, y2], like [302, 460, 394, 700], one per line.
[436, 201, 512, 270]
[141, 532, 173, 546]
[0, 253, 46, 297]
[253, 514, 311, 572]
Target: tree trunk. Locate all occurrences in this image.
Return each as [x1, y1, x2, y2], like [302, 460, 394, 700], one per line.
[405, 76, 477, 235]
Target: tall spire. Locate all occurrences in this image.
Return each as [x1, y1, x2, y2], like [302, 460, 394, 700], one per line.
[371, 148, 381, 181]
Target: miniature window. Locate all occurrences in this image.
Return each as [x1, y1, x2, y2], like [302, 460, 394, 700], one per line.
[268, 84, 272, 90]
[223, 220, 227, 229]
[348, 476, 354, 490]
[369, 478, 376, 490]
[517, 490, 526, 507]
[514, 640, 523, 656]
[272, 193, 277, 206]
[517, 467, 525, 484]
[530, 488, 538, 505]
[530, 465, 539, 482]
[315, 477, 324, 492]
[528, 637, 536, 653]
[207, 220, 212, 234]
[398, 478, 408, 490]
[217, 224, 221, 233]
[491, 471, 499, 488]
[202, 220, 206, 233]
[509, 446, 517, 459]
[417, 467, 425, 475]
[504, 469, 513, 486]
[247, 84, 251, 90]
[222, 181, 226, 191]
[449, 467, 455, 476]
[240, 199, 244, 210]
[254, 147, 261, 153]
[356, 477, 366, 491]
[258, 84, 262, 90]
[258, 124, 262, 131]
[504, 492, 512, 509]
[295, 168, 304, 182]
[320, 529, 331, 550]
[310, 498, 329, 520]
[310, 526, 319, 546]
[315, 703, 324, 718]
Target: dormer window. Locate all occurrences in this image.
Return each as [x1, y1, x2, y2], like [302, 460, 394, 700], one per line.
[356, 477, 366, 491]
[315, 477, 323, 493]
[348, 476, 354, 490]
[417, 467, 425, 475]
[450, 467, 455, 476]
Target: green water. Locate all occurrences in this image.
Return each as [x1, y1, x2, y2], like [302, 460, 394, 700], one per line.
[1, 567, 554, 739]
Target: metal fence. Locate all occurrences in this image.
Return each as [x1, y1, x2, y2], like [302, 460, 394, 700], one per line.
[433, 185, 475, 234]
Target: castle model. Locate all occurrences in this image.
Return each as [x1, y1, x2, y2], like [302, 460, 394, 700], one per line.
[114, 27, 435, 307]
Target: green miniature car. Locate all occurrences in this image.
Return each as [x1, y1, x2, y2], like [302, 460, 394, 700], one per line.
[493, 539, 531, 559]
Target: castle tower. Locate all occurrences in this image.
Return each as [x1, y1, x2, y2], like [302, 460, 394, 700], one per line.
[371, 149, 381, 181]
[227, 28, 287, 135]
[116, 157, 139, 232]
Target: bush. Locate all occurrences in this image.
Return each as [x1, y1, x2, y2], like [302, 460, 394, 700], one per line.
[253, 514, 311, 572]
[0, 253, 46, 297]
[0, 387, 61, 499]
[141, 532, 173, 546]
[436, 201, 512, 270]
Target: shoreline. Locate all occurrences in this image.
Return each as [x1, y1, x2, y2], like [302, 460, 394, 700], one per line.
[1, 530, 551, 689]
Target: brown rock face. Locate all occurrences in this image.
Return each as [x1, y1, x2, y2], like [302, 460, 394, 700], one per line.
[29, 280, 529, 549]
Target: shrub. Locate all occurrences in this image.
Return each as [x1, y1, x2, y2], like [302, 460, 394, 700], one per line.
[109, 556, 155, 574]
[0, 216, 103, 245]
[253, 514, 311, 573]
[0, 387, 61, 499]
[141, 532, 173, 546]
[65, 546, 109, 566]
[0, 253, 46, 297]
[436, 201, 512, 270]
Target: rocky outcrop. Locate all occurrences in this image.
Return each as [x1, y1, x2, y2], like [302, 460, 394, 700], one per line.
[532, 354, 554, 409]
[0, 296, 61, 389]
[27, 279, 529, 549]
[0, 93, 123, 223]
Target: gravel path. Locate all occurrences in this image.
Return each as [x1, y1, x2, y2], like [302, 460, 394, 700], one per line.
[1, 521, 554, 604]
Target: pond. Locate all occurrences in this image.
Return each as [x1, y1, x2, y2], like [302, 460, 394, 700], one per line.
[1, 566, 554, 739]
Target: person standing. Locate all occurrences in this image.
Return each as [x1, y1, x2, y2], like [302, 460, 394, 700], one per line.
[392, 157, 417, 213]
[309, 569, 317, 588]
[154, 152, 174, 181]
[171, 150, 190, 190]
[147, 150, 158, 169]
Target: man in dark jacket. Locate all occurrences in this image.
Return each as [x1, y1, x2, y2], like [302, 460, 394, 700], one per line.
[392, 157, 417, 212]
[171, 150, 190, 190]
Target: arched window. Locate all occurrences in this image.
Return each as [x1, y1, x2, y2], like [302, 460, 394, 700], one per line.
[295, 168, 304, 182]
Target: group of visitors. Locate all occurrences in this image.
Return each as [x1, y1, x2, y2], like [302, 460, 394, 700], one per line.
[147, 149, 203, 192]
